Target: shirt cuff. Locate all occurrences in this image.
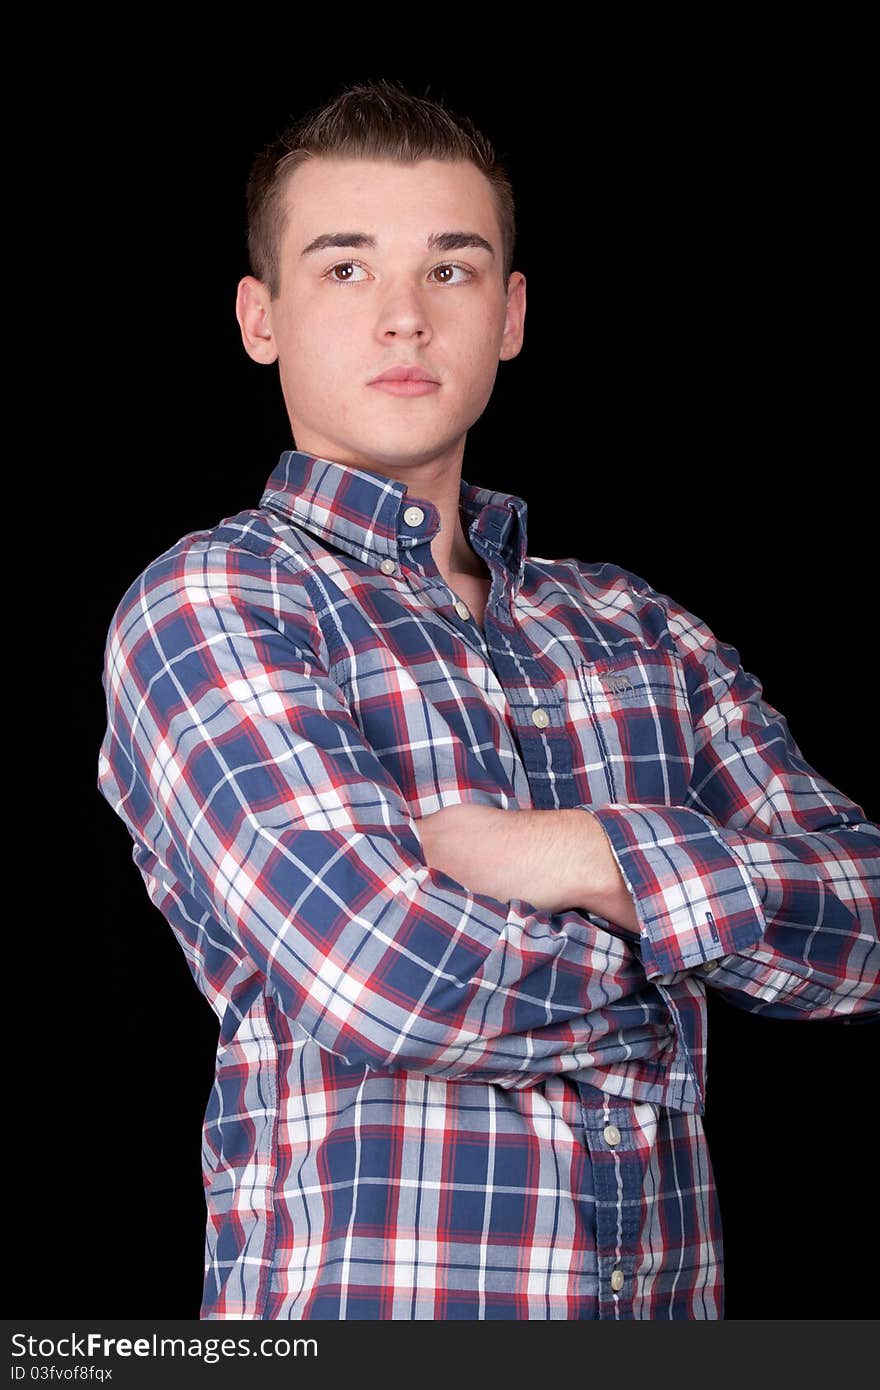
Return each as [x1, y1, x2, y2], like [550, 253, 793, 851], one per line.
[585, 804, 767, 978]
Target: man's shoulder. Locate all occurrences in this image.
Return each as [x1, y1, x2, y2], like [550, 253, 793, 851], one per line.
[106, 503, 319, 638]
[525, 552, 673, 635]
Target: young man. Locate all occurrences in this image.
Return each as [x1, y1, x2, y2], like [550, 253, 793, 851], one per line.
[97, 79, 879, 1320]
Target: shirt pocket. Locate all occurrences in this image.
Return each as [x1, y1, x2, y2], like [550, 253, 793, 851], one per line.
[569, 644, 695, 806]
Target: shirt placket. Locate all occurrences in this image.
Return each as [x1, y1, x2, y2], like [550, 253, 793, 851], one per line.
[399, 510, 581, 815]
[393, 504, 496, 663]
[579, 1090, 644, 1319]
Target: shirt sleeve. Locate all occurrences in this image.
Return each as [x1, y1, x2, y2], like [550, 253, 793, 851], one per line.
[97, 540, 668, 1090]
[583, 568, 880, 1021]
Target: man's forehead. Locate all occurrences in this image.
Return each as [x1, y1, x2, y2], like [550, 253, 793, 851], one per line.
[280, 156, 499, 248]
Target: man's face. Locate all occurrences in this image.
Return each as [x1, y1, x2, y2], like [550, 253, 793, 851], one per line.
[237, 156, 525, 473]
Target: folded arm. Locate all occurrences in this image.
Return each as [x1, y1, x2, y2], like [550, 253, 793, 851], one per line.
[414, 801, 639, 928]
[97, 542, 672, 1091]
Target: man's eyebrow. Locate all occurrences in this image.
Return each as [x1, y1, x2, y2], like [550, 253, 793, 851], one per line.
[300, 231, 496, 258]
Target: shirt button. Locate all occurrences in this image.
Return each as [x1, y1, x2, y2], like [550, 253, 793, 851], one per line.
[603, 1124, 621, 1146]
[379, 558, 396, 575]
[702, 959, 720, 973]
[403, 505, 425, 527]
[454, 599, 470, 620]
[610, 1269, 625, 1292]
[531, 707, 550, 728]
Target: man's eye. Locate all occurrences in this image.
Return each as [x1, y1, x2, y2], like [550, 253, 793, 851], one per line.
[326, 261, 369, 284]
[429, 264, 472, 285]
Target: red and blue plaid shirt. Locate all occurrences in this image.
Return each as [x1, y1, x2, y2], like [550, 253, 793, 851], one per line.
[97, 448, 879, 1319]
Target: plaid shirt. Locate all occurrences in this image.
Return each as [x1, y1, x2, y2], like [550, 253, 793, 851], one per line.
[97, 448, 880, 1320]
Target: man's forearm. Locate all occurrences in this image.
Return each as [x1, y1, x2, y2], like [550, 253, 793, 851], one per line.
[414, 803, 642, 933]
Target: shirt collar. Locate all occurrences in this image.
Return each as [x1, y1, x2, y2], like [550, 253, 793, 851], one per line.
[260, 449, 529, 585]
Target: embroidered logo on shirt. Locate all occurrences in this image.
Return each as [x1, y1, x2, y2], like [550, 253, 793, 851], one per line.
[601, 671, 637, 698]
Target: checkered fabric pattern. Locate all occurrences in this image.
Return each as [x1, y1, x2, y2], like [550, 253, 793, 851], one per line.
[97, 449, 879, 1318]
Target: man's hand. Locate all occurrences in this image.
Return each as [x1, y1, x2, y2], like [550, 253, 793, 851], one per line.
[412, 802, 641, 932]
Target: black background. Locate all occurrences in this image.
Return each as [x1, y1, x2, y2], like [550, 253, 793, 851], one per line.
[27, 33, 877, 1321]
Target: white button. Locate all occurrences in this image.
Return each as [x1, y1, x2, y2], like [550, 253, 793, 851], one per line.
[379, 558, 396, 575]
[702, 959, 720, 973]
[531, 708, 550, 728]
[454, 599, 470, 620]
[403, 506, 425, 527]
[603, 1124, 621, 1146]
[610, 1269, 625, 1292]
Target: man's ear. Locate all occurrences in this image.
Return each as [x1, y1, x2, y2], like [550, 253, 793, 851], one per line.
[235, 276, 278, 365]
[500, 271, 526, 364]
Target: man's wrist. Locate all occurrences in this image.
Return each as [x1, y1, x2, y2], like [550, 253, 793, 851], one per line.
[562, 807, 642, 933]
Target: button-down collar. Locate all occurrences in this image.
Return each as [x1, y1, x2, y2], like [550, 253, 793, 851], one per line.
[260, 448, 529, 590]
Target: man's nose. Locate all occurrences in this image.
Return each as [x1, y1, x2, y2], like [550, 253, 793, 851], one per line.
[375, 282, 434, 338]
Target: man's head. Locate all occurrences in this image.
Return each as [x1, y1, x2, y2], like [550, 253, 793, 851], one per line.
[236, 79, 526, 476]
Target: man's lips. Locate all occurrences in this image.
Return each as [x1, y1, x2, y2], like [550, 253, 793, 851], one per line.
[368, 365, 441, 384]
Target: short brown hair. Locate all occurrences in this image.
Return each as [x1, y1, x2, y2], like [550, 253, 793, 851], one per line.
[245, 78, 517, 301]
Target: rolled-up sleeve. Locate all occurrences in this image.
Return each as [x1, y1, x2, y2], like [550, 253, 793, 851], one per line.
[97, 541, 669, 1089]
[585, 574, 880, 1021]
